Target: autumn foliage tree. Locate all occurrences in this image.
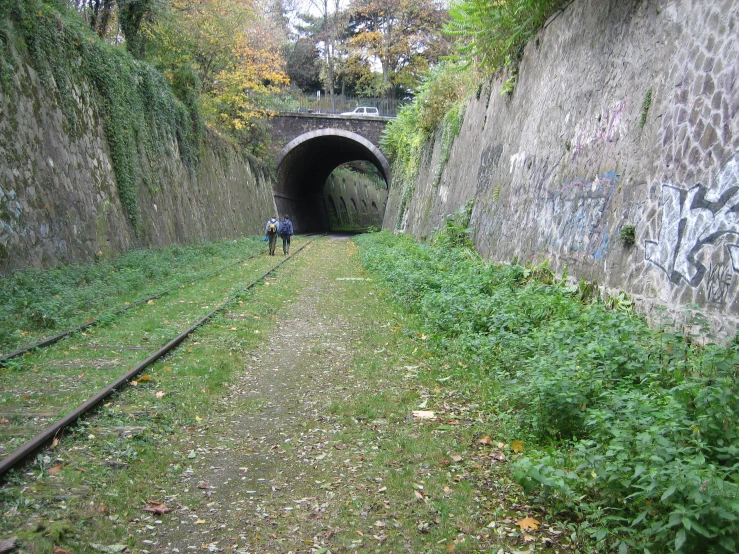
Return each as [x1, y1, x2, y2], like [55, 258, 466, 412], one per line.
[346, 0, 448, 99]
[147, 0, 289, 152]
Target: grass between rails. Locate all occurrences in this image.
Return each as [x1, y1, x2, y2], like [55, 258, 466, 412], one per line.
[355, 226, 739, 554]
[0, 245, 300, 456]
[0, 237, 267, 355]
[0, 242, 304, 552]
[0, 237, 572, 554]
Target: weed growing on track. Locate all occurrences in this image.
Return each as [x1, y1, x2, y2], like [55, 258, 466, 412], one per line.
[0, 237, 266, 354]
[355, 227, 739, 553]
[0, 238, 556, 554]
[0, 257, 294, 552]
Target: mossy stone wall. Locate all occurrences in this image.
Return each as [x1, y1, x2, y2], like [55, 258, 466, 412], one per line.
[0, 13, 276, 273]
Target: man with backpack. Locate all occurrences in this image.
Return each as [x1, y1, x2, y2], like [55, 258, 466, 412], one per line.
[279, 214, 294, 255]
[265, 216, 279, 255]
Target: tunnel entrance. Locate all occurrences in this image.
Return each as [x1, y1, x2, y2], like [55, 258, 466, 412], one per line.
[275, 129, 390, 233]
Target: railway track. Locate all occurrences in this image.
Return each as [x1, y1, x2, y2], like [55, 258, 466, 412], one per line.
[0, 255, 259, 366]
[0, 238, 313, 480]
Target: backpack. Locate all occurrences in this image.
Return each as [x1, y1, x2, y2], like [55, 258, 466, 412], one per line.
[268, 222, 277, 234]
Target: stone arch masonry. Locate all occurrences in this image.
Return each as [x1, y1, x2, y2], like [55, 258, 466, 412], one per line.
[267, 113, 391, 157]
[384, 0, 739, 340]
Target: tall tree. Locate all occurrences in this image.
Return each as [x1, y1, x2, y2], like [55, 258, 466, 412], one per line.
[147, 0, 288, 147]
[284, 38, 322, 92]
[300, 0, 344, 110]
[346, 0, 448, 98]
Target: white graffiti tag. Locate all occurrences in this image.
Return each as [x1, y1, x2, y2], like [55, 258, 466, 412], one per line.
[645, 152, 739, 287]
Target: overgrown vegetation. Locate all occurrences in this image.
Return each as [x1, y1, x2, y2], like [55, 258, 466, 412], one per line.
[356, 222, 739, 553]
[640, 87, 653, 128]
[2, 0, 201, 226]
[382, 0, 569, 227]
[619, 224, 636, 246]
[445, 0, 569, 73]
[0, 237, 265, 354]
[382, 62, 476, 227]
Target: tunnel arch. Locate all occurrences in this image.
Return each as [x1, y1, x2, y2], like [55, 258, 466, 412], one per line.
[274, 129, 391, 233]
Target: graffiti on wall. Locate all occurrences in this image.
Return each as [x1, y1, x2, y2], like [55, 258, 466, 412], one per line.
[545, 171, 618, 261]
[571, 101, 626, 158]
[645, 152, 739, 293]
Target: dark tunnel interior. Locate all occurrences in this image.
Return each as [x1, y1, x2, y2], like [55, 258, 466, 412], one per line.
[274, 130, 390, 233]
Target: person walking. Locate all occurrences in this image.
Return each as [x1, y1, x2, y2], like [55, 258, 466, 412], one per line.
[279, 214, 294, 255]
[265, 216, 279, 256]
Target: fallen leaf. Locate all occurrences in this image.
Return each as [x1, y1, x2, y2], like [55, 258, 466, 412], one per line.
[50, 437, 59, 448]
[377, 486, 387, 494]
[490, 450, 507, 462]
[194, 519, 206, 524]
[511, 440, 525, 453]
[446, 542, 456, 552]
[147, 299, 155, 305]
[137, 375, 151, 383]
[48, 464, 62, 475]
[54, 548, 72, 554]
[0, 419, 8, 425]
[0, 538, 17, 554]
[516, 516, 540, 531]
[450, 454, 463, 463]
[90, 545, 127, 553]
[412, 410, 436, 420]
[142, 501, 170, 515]
[155, 391, 165, 398]
[479, 436, 493, 445]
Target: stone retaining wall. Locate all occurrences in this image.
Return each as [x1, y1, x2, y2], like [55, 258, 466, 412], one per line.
[384, 0, 739, 339]
[0, 36, 276, 273]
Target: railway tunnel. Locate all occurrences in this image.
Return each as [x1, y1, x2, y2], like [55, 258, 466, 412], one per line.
[274, 129, 391, 233]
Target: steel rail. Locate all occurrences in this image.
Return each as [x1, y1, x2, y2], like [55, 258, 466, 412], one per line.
[0, 254, 261, 366]
[0, 241, 312, 481]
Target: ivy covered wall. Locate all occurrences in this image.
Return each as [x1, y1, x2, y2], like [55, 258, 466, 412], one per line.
[0, 0, 276, 273]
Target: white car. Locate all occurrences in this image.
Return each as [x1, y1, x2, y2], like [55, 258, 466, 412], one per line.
[341, 107, 380, 116]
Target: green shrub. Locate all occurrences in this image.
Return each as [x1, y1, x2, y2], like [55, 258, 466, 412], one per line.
[355, 227, 739, 553]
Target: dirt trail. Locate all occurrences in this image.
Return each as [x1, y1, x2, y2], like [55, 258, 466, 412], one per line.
[150, 237, 381, 553]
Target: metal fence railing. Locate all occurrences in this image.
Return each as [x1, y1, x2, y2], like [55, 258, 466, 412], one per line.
[260, 91, 405, 117]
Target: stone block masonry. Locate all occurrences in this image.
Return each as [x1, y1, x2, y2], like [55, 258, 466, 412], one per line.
[384, 0, 739, 340]
[0, 32, 276, 274]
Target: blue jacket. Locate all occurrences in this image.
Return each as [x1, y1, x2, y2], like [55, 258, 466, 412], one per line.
[279, 219, 294, 236]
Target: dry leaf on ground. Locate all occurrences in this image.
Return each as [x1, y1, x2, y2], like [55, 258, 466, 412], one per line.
[511, 440, 524, 453]
[142, 501, 170, 515]
[0, 538, 17, 554]
[516, 516, 540, 530]
[412, 410, 436, 419]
